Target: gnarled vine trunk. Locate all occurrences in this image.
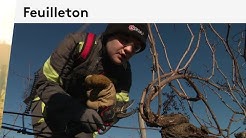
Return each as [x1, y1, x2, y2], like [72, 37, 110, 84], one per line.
[139, 23, 245, 138]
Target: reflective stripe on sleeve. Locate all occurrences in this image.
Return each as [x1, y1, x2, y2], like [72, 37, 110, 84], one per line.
[93, 132, 98, 138]
[43, 57, 62, 84]
[78, 41, 84, 52]
[33, 97, 45, 125]
[116, 91, 129, 102]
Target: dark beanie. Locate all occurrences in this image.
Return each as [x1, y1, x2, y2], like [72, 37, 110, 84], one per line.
[103, 23, 148, 53]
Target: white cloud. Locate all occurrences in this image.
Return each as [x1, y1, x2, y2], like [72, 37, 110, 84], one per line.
[0, 0, 16, 45]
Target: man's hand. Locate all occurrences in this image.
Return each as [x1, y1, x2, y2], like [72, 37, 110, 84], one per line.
[80, 108, 105, 132]
[97, 100, 136, 135]
[84, 75, 116, 110]
[65, 108, 105, 136]
[85, 74, 111, 89]
[99, 100, 136, 123]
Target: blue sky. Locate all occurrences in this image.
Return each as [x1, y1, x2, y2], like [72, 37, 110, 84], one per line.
[1, 23, 246, 138]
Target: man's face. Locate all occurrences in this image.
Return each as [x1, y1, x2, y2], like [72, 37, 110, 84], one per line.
[105, 34, 142, 65]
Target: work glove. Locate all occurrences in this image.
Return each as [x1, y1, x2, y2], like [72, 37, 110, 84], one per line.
[99, 100, 132, 123]
[66, 108, 105, 135]
[97, 100, 136, 134]
[80, 108, 105, 132]
[84, 74, 116, 110]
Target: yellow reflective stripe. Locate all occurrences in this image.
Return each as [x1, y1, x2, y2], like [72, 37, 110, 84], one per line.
[116, 91, 129, 102]
[32, 97, 45, 124]
[78, 41, 84, 52]
[33, 96, 40, 101]
[37, 117, 45, 124]
[33, 97, 45, 114]
[43, 57, 62, 84]
[78, 40, 97, 53]
[41, 101, 45, 115]
[93, 132, 98, 138]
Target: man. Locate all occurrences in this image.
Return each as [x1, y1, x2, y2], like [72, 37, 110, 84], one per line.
[30, 23, 148, 138]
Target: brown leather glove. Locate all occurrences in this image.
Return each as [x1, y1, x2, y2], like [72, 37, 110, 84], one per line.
[84, 75, 116, 110]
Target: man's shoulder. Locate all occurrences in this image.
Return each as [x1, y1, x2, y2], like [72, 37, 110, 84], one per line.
[70, 31, 98, 36]
[69, 31, 101, 42]
[69, 31, 87, 38]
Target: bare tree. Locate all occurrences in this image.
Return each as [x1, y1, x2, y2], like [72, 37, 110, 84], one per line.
[139, 24, 246, 138]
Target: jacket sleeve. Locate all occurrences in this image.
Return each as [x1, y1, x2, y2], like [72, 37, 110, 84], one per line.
[36, 32, 87, 104]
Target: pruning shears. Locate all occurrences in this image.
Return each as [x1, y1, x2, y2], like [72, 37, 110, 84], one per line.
[98, 100, 137, 134]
